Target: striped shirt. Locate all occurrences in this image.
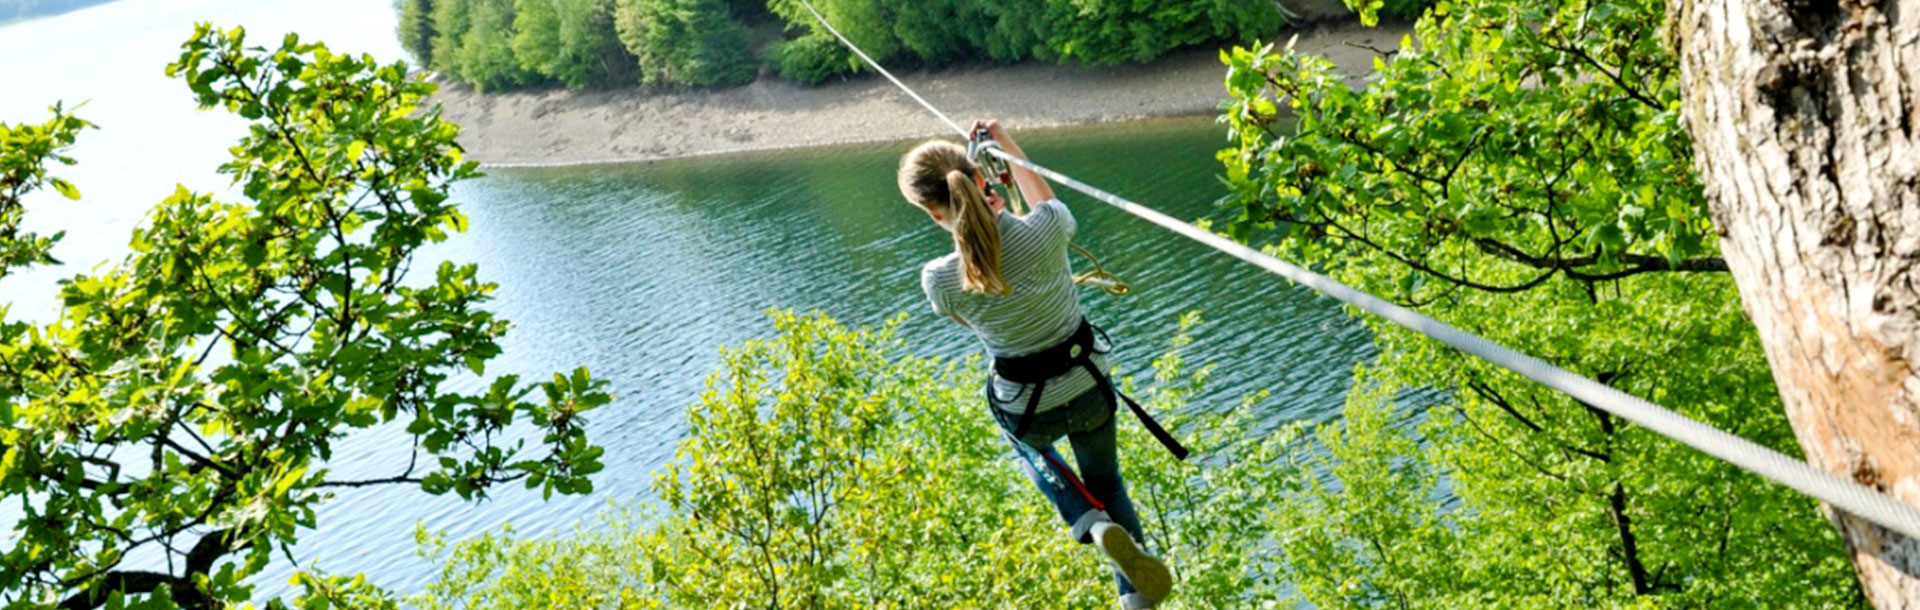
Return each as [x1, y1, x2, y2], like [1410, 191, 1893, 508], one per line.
[922, 199, 1110, 413]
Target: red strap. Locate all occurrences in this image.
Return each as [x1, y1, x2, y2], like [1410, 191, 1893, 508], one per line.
[1037, 447, 1107, 513]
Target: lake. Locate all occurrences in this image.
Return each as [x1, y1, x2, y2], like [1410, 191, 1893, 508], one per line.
[1, 0, 1371, 598]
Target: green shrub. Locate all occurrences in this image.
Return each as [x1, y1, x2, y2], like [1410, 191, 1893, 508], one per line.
[1380, 0, 1435, 19]
[1216, 0, 1866, 604]
[613, 0, 758, 87]
[512, 0, 635, 88]
[434, 0, 539, 91]
[766, 32, 850, 84]
[1035, 0, 1283, 64]
[397, 0, 437, 67]
[428, 0, 471, 73]
[414, 311, 1307, 608]
[763, 0, 1285, 83]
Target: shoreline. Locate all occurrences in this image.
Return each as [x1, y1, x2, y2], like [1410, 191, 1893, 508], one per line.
[432, 21, 1408, 168]
[472, 112, 1221, 169]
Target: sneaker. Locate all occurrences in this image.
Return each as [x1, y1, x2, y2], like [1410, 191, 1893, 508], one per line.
[1092, 522, 1172, 603]
[1119, 592, 1157, 610]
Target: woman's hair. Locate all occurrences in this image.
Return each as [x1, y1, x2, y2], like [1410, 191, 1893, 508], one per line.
[899, 140, 1008, 295]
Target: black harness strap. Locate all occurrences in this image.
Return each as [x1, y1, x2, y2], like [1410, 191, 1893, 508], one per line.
[992, 319, 1190, 460]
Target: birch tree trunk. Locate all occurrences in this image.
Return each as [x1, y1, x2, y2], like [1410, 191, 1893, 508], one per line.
[1671, 0, 1920, 605]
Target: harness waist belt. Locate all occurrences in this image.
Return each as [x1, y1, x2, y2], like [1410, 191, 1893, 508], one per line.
[991, 318, 1190, 460]
[994, 321, 1098, 384]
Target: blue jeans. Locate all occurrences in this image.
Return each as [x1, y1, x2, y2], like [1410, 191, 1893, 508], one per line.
[992, 386, 1148, 597]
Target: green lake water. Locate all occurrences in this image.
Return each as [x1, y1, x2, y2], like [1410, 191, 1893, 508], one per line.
[2, 1, 1372, 596]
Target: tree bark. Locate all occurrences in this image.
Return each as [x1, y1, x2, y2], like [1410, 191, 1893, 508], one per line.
[1672, 0, 1920, 606]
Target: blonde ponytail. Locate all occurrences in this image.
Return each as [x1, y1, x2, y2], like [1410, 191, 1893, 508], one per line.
[898, 139, 1008, 295]
[946, 169, 1008, 295]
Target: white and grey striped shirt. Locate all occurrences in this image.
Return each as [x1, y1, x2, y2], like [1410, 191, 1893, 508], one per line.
[922, 199, 1110, 413]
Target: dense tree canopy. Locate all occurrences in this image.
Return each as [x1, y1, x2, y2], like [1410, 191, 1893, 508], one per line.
[0, 24, 608, 608]
[412, 311, 1319, 608]
[403, 0, 1288, 89]
[1216, 0, 1865, 604]
[612, 0, 756, 87]
[512, 0, 633, 88]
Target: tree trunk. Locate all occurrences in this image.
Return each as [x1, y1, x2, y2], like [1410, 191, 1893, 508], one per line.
[1672, 0, 1920, 606]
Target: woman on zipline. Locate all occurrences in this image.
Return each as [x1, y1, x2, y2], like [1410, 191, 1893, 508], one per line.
[899, 120, 1174, 609]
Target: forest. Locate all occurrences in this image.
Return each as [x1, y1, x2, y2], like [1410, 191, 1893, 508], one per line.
[393, 0, 1337, 90]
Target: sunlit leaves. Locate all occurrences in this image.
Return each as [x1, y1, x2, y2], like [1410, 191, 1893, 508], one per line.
[1223, 0, 1715, 292]
[0, 104, 92, 273]
[412, 311, 1315, 608]
[1215, 0, 1863, 605]
[0, 24, 606, 608]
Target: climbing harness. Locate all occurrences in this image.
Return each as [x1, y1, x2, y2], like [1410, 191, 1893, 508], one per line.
[991, 318, 1190, 460]
[967, 127, 1132, 297]
[793, 0, 1920, 539]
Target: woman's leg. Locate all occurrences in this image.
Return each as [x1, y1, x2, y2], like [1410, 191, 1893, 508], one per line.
[1060, 389, 1148, 597]
[997, 405, 1110, 540]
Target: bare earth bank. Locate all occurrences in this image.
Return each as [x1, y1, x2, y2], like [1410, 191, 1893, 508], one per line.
[432, 21, 1410, 167]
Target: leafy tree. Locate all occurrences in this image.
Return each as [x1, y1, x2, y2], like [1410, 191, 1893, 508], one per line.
[873, 0, 999, 65]
[509, 0, 562, 76]
[511, 0, 635, 88]
[413, 311, 1310, 608]
[763, 0, 901, 82]
[404, 0, 1294, 89]
[0, 104, 89, 275]
[396, 0, 437, 67]
[1033, 0, 1282, 64]
[428, 0, 473, 74]
[612, 0, 757, 87]
[763, 0, 1284, 83]
[1218, 0, 1865, 605]
[764, 32, 851, 85]
[448, 0, 537, 91]
[0, 24, 608, 608]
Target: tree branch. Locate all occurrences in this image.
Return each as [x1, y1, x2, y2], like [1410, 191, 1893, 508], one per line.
[59, 571, 207, 610]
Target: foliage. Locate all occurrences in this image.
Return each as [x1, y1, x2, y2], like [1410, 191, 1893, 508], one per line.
[761, 0, 902, 83]
[431, 0, 538, 91]
[765, 0, 1284, 83]
[427, 0, 471, 79]
[511, 0, 635, 88]
[1031, 0, 1283, 64]
[405, 0, 1286, 89]
[1219, 0, 1865, 605]
[0, 24, 608, 608]
[396, 0, 437, 67]
[1375, 0, 1433, 19]
[0, 104, 90, 274]
[612, 0, 758, 87]
[764, 33, 849, 86]
[415, 310, 1314, 608]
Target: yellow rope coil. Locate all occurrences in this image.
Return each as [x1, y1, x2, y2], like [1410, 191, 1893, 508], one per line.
[1069, 242, 1130, 296]
[975, 135, 1130, 296]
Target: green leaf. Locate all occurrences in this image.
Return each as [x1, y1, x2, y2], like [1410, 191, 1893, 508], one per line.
[49, 177, 80, 200]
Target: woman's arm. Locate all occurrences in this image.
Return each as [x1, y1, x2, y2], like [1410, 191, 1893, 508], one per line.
[975, 120, 1056, 204]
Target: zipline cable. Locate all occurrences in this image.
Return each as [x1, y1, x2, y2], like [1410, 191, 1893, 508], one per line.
[793, 0, 1920, 541]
